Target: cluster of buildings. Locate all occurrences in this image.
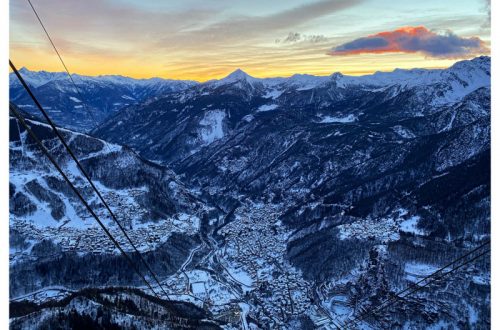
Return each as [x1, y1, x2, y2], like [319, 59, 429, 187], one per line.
[217, 203, 316, 326]
[337, 216, 400, 242]
[10, 212, 199, 262]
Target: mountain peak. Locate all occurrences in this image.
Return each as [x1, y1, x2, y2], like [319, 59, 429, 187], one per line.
[18, 67, 31, 74]
[330, 72, 344, 79]
[222, 68, 255, 82]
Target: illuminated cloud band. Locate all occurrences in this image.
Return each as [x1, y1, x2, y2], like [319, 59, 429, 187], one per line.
[329, 26, 488, 59]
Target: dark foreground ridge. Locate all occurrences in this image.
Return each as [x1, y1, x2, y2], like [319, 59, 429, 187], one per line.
[10, 286, 222, 329]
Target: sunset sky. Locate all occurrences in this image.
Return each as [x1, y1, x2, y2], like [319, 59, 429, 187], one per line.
[10, 0, 491, 81]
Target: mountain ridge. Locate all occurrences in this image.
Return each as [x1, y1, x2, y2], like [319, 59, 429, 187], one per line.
[9, 68, 199, 132]
[93, 56, 490, 165]
[13, 56, 489, 85]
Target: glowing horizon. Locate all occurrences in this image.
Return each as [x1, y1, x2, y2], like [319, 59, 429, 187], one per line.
[10, 0, 490, 82]
[11, 57, 467, 83]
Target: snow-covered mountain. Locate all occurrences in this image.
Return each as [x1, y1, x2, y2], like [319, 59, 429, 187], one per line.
[10, 57, 491, 329]
[95, 56, 490, 164]
[199, 55, 490, 108]
[9, 68, 198, 131]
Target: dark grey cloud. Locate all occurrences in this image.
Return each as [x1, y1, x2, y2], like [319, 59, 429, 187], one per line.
[334, 36, 388, 52]
[329, 26, 488, 58]
[276, 32, 328, 44]
[283, 32, 302, 43]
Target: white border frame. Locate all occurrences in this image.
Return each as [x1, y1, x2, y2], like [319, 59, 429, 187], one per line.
[1, 0, 497, 327]
[1, 0, 10, 327]
[490, 0, 498, 326]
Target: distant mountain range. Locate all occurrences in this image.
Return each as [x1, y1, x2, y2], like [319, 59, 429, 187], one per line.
[11, 56, 490, 134]
[9, 68, 198, 131]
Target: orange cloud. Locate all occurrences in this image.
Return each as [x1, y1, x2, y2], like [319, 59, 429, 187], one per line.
[329, 26, 488, 58]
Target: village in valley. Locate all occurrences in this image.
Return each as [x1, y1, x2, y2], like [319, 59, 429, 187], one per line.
[10, 201, 343, 329]
[172, 203, 341, 328]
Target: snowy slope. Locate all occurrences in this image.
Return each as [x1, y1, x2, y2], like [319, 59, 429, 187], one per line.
[9, 113, 208, 258]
